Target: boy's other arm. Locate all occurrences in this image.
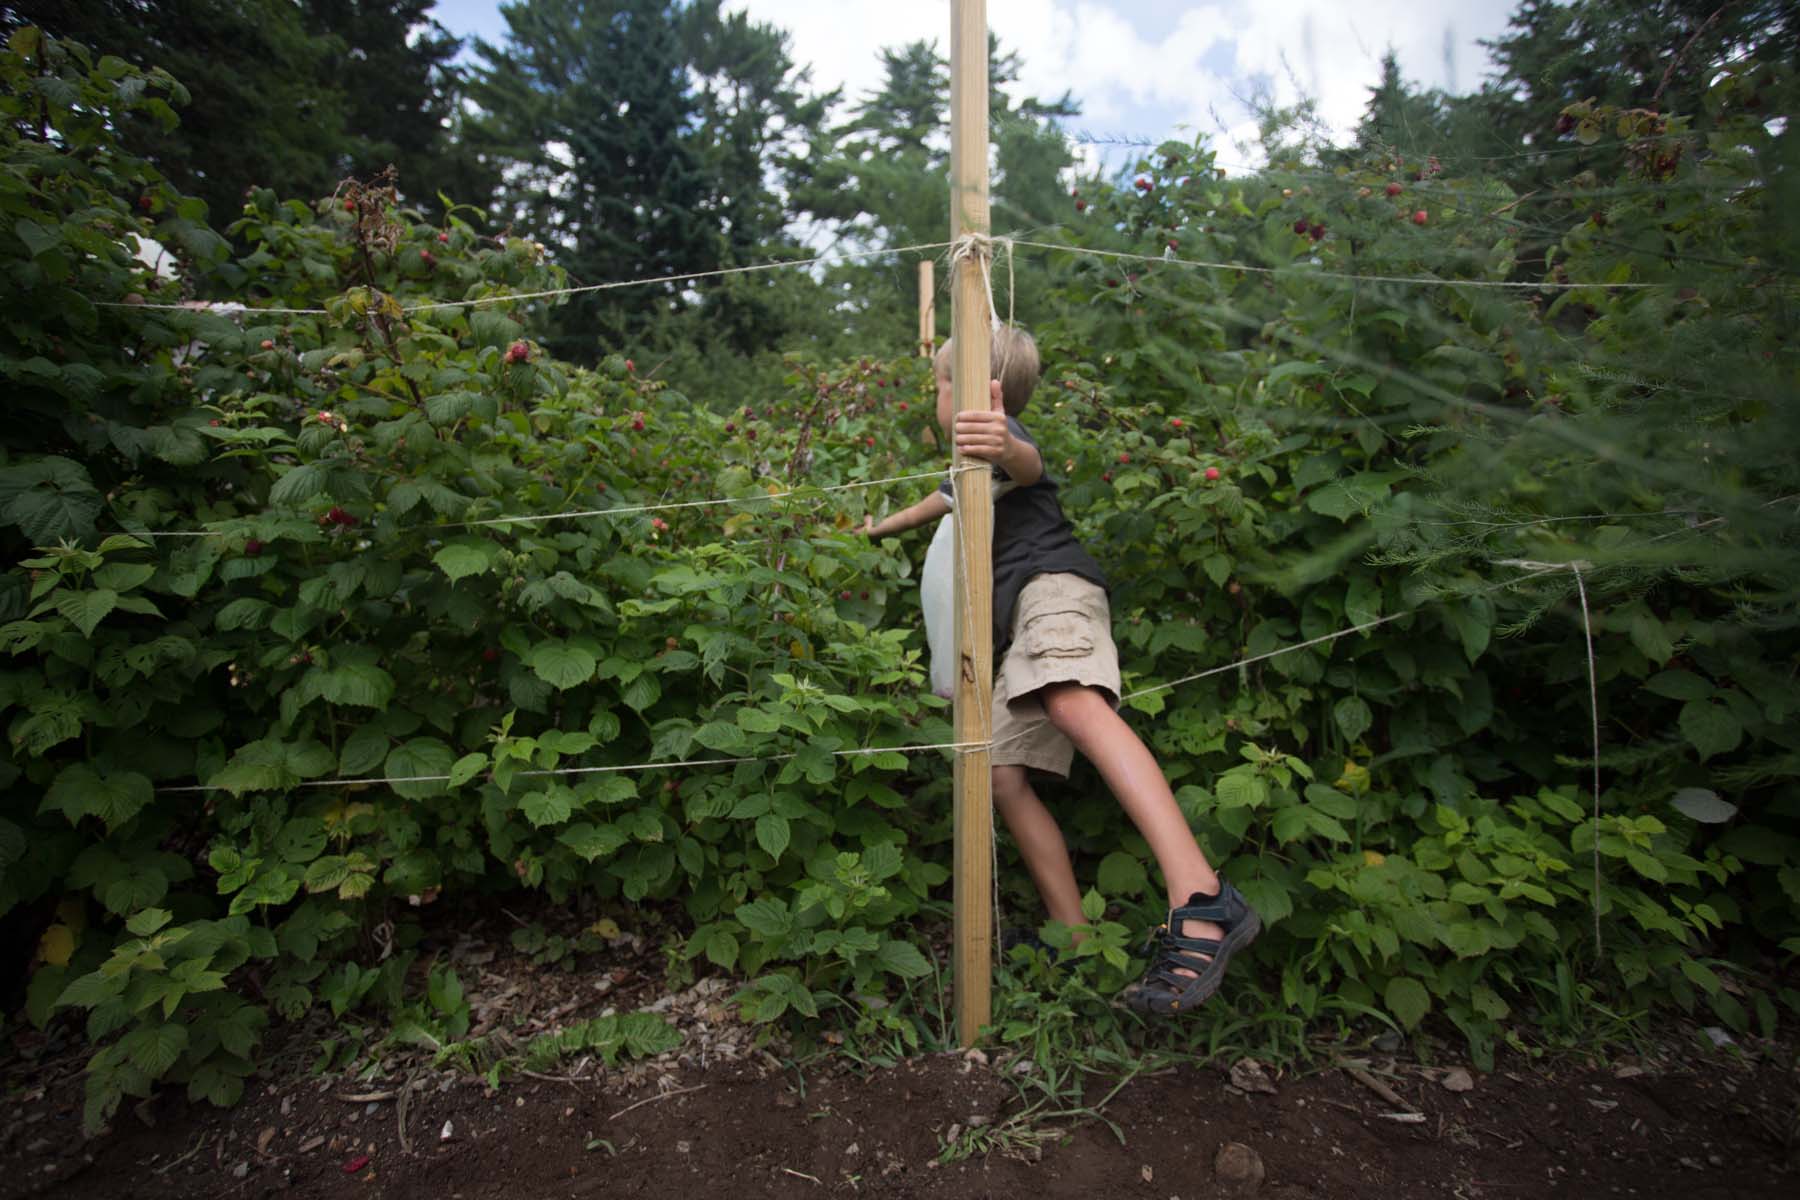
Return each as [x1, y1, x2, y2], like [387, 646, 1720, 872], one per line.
[954, 379, 1043, 486]
[862, 490, 952, 539]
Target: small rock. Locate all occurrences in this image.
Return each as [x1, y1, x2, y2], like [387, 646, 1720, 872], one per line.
[1215, 1142, 1265, 1193]
[1141, 1164, 1154, 1183]
[1701, 1027, 1733, 1048]
[675, 1140, 691, 1155]
[962, 1047, 989, 1068]
[231, 1162, 249, 1180]
[1372, 1030, 1404, 1053]
[1228, 1058, 1277, 1095]
[1441, 1068, 1475, 1093]
[256, 1126, 276, 1155]
[440, 1120, 454, 1143]
[966, 1115, 991, 1128]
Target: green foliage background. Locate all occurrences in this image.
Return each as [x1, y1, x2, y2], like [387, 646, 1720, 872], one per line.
[1, 8, 1797, 1130]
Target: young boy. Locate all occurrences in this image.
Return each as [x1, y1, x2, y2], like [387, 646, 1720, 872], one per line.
[861, 327, 1260, 1014]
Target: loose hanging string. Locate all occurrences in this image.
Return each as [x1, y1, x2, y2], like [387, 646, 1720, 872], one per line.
[948, 451, 1005, 975]
[1498, 558, 1604, 952]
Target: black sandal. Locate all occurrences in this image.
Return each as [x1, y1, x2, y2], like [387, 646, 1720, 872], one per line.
[1124, 882, 1261, 1014]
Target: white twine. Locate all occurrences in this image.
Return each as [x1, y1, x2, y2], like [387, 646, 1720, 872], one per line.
[154, 739, 990, 795]
[1006, 238, 1666, 291]
[91, 226, 1663, 331]
[986, 562, 1572, 755]
[125, 467, 962, 540]
[101, 242, 958, 317]
[455, 469, 955, 529]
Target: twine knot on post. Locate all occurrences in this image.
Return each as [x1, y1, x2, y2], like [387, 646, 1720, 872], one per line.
[947, 233, 1016, 329]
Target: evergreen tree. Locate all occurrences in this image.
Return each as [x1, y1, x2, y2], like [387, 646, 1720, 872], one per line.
[469, 0, 745, 359]
[299, 0, 494, 218]
[1352, 51, 1455, 160]
[674, 0, 832, 356]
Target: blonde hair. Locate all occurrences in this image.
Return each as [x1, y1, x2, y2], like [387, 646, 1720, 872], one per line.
[933, 326, 1040, 416]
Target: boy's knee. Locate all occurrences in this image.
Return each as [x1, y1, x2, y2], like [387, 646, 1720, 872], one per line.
[1038, 681, 1109, 733]
[992, 764, 1032, 808]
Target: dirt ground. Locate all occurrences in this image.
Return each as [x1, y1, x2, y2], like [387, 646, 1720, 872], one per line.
[4, 915, 1797, 1200]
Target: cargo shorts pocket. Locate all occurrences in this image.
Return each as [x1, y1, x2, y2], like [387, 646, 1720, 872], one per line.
[1019, 608, 1096, 659]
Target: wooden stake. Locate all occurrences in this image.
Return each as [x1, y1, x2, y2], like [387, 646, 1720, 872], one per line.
[949, 0, 993, 1049]
[918, 260, 936, 357]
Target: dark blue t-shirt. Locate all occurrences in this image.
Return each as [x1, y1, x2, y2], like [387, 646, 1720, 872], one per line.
[938, 417, 1109, 653]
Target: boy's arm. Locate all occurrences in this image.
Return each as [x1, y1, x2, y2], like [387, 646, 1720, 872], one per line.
[862, 490, 952, 539]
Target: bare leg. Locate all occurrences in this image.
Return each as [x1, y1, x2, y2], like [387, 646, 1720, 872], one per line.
[1037, 682, 1223, 970]
[992, 764, 1086, 931]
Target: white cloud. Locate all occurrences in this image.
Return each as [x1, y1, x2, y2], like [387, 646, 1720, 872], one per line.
[727, 0, 1513, 152]
[436, 1, 1516, 161]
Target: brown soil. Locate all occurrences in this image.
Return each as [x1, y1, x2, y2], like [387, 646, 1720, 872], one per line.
[4, 915, 1796, 1199]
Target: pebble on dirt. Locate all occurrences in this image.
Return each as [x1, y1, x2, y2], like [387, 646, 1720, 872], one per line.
[1215, 1141, 1265, 1194]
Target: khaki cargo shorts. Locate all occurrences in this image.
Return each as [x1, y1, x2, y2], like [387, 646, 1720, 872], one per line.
[991, 573, 1121, 779]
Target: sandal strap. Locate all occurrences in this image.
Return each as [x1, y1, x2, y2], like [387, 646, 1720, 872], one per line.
[1167, 882, 1252, 927]
[1164, 934, 1222, 958]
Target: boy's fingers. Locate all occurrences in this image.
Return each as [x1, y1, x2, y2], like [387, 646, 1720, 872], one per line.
[989, 379, 1005, 413]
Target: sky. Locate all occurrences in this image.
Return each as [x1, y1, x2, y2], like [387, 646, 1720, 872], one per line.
[430, 0, 1520, 171]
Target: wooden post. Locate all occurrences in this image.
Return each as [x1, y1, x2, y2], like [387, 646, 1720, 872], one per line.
[949, 0, 993, 1049]
[918, 260, 936, 357]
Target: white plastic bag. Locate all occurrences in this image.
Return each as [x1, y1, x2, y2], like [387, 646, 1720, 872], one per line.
[922, 479, 1013, 699]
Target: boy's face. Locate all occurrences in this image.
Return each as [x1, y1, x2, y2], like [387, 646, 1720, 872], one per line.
[934, 365, 956, 437]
